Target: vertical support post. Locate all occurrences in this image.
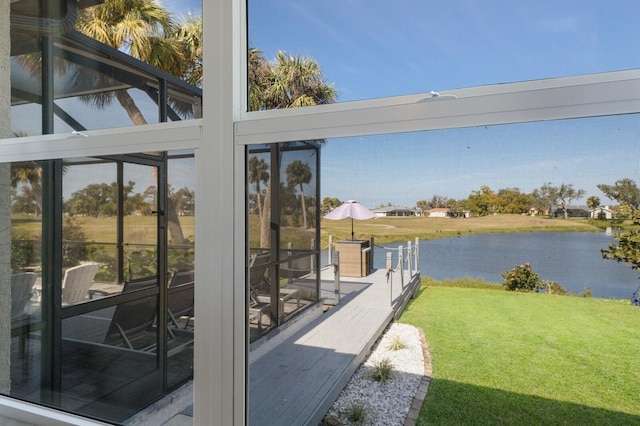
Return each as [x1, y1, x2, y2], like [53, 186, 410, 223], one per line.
[370, 236, 375, 272]
[287, 242, 293, 283]
[310, 238, 315, 272]
[386, 252, 393, 306]
[399, 245, 404, 290]
[332, 251, 340, 305]
[415, 237, 420, 273]
[407, 240, 412, 275]
[327, 235, 332, 267]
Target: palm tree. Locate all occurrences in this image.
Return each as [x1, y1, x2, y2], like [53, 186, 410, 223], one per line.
[248, 156, 269, 221]
[249, 49, 336, 247]
[75, 1, 203, 245]
[286, 160, 312, 229]
[76, 0, 200, 120]
[11, 162, 43, 217]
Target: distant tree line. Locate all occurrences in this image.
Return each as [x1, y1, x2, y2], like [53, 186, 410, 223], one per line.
[11, 179, 195, 218]
[322, 178, 640, 220]
[412, 178, 640, 219]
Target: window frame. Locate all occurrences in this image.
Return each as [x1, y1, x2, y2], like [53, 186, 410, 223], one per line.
[1, 0, 640, 424]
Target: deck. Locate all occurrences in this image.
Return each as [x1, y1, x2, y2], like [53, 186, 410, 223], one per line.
[162, 261, 421, 426]
[248, 266, 420, 425]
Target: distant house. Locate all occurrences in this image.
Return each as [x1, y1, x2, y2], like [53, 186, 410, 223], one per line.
[591, 206, 614, 219]
[372, 206, 416, 217]
[553, 205, 591, 218]
[424, 208, 472, 218]
[426, 208, 453, 218]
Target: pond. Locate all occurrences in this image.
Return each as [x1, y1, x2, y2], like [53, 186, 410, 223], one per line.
[371, 232, 640, 299]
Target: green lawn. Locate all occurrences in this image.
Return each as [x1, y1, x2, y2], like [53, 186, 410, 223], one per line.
[400, 286, 640, 425]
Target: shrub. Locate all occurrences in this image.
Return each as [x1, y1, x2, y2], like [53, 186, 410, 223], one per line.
[501, 263, 544, 292]
[370, 358, 394, 383]
[62, 217, 88, 267]
[578, 285, 593, 298]
[545, 280, 567, 295]
[11, 229, 41, 272]
[387, 335, 407, 351]
[345, 401, 371, 425]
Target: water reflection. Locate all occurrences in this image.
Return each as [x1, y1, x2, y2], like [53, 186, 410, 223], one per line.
[374, 232, 639, 299]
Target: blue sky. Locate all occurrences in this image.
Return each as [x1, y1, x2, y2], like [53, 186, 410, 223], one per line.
[246, 1, 640, 208]
[18, 1, 640, 209]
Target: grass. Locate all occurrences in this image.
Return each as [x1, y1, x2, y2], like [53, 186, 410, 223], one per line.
[400, 285, 640, 425]
[320, 214, 601, 246]
[11, 214, 195, 244]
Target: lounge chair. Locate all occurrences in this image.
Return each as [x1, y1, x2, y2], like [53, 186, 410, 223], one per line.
[249, 253, 272, 332]
[168, 270, 195, 329]
[103, 277, 158, 351]
[61, 262, 99, 305]
[103, 276, 194, 355]
[11, 272, 37, 321]
[248, 253, 301, 326]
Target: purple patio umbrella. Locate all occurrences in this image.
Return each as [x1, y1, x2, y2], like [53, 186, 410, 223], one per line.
[324, 200, 376, 240]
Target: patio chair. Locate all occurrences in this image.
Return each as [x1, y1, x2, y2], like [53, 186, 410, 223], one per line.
[61, 262, 99, 305]
[248, 253, 301, 327]
[103, 277, 158, 351]
[249, 253, 272, 331]
[168, 270, 195, 329]
[11, 272, 37, 321]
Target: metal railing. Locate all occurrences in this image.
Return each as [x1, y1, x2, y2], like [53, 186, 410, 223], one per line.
[324, 236, 420, 306]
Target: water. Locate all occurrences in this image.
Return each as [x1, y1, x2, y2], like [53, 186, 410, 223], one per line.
[365, 232, 640, 299]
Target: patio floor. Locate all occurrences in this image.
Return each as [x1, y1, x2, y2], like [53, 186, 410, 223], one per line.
[163, 265, 420, 426]
[248, 266, 419, 425]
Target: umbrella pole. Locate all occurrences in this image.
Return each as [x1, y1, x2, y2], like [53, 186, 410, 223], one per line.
[351, 218, 354, 240]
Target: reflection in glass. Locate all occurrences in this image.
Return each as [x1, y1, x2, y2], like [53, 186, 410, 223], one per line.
[4, 152, 195, 423]
[8, 161, 44, 405]
[247, 142, 320, 342]
[10, 30, 202, 136]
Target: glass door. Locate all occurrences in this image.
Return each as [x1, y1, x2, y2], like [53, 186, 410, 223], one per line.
[56, 155, 167, 422]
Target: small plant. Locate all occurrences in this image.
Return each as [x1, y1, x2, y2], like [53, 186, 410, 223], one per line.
[370, 358, 394, 383]
[501, 263, 544, 292]
[345, 400, 370, 425]
[578, 285, 593, 298]
[545, 280, 567, 295]
[387, 335, 406, 351]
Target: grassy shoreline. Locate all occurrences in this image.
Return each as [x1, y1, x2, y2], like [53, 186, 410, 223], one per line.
[321, 214, 608, 245]
[400, 286, 640, 424]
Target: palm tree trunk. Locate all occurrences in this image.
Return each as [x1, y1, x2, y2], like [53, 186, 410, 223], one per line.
[115, 90, 148, 126]
[115, 89, 186, 244]
[260, 177, 271, 249]
[167, 197, 185, 245]
[299, 184, 307, 229]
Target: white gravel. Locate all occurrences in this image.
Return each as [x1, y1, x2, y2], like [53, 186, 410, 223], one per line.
[325, 323, 424, 425]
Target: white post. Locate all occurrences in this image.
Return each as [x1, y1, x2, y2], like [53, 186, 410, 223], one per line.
[399, 245, 404, 290]
[287, 242, 293, 283]
[332, 250, 340, 305]
[415, 237, 420, 273]
[407, 240, 412, 275]
[386, 251, 393, 306]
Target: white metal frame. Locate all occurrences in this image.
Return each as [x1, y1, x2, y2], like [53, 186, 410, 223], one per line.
[236, 69, 640, 145]
[1, 0, 640, 424]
